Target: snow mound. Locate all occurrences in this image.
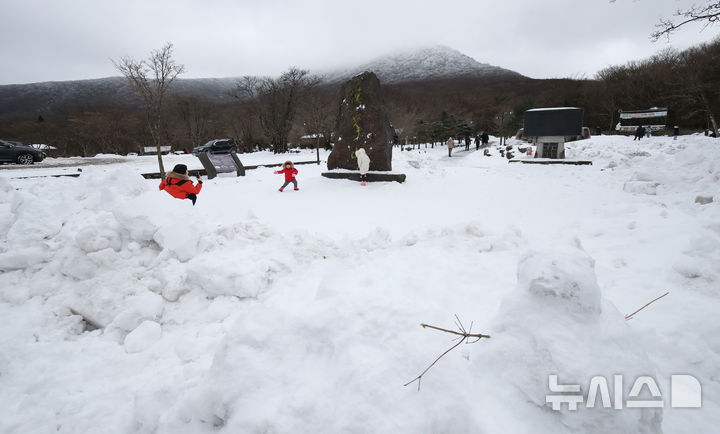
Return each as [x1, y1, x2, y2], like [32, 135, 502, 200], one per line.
[476, 239, 662, 433]
[512, 239, 602, 315]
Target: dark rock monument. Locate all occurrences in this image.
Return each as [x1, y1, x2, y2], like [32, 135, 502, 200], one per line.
[327, 71, 394, 171]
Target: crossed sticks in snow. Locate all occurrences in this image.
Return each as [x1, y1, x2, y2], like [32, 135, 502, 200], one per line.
[405, 292, 670, 391]
[404, 315, 490, 391]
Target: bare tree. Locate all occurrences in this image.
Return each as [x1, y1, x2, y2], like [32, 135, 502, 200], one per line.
[233, 68, 320, 153]
[298, 85, 334, 163]
[652, 1, 720, 41]
[113, 42, 185, 173]
[174, 96, 212, 149]
[610, 1, 720, 41]
[673, 42, 719, 134]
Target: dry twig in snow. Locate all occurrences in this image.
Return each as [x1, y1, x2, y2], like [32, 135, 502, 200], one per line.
[405, 315, 490, 390]
[625, 292, 670, 320]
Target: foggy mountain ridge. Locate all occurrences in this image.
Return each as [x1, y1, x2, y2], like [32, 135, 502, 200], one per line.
[0, 46, 523, 120]
[323, 45, 524, 83]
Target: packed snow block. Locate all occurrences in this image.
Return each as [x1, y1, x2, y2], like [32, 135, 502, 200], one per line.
[74, 225, 122, 253]
[185, 254, 289, 299]
[623, 172, 660, 195]
[108, 292, 164, 332]
[321, 171, 406, 183]
[0, 247, 51, 271]
[153, 222, 204, 262]
[623, 181, 659, 195]
[113, 192, 199, 246]
[124, 320, 162, 353]
[6, 191, 64, 243]
[327, 71, 394, 171]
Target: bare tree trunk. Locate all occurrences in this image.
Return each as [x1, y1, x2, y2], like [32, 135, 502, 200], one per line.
[113, 42, 184, 174]
[316, 136, 320, 164]
[701, 91, 719, 134]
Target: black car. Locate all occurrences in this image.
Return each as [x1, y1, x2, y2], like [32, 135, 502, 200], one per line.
[0, 140, 46, 165]
[191, 139, 237, 156]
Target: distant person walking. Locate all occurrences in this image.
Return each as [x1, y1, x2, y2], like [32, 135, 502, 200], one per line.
[646, 126, 652, 138]
[355, 147, 371, 186]
[447, 137, 454, 157]
[481, 131, 489, 147]
[464, 136, 471, 151]
[275, 161, 299, 191]
[634, 126, 645, 141]
[673, 125, 679, 140]
[475, 135, 480, 150]
[158, 164, 203, 205]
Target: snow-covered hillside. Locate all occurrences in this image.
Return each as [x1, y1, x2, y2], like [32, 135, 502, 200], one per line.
[0, 45, 522, 120]
[1, 135, 718, 433]
[325, 45, 523, 83]
[0, 76, 240, 120]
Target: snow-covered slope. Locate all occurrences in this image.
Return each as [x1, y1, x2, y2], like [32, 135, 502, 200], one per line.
[1, 135, 719, 433]
[0, 76, 240, 120]
[324, 45, 524, 84]
[0, 45, 522, 120]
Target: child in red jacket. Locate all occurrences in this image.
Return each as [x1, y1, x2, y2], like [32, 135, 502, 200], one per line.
[275, 161, 299, 192]
[159, 164, 203, 205]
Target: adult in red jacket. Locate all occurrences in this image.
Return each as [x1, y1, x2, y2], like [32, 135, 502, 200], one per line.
[274, 161, 299, 191]
[159, 164, 203, 205]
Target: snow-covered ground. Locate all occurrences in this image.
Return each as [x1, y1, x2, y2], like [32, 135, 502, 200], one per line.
[1, 135, 718, 433]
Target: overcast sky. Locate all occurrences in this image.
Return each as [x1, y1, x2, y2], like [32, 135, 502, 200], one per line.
[1, 0, 718, 85]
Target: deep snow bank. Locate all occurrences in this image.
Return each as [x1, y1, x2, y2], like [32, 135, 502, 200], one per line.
[1, 138, 719, 433]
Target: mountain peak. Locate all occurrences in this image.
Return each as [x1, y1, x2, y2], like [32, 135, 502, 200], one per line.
[325, 45, 523, 84]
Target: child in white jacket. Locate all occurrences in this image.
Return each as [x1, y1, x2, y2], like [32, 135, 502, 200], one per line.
[356, 148, 371, 186]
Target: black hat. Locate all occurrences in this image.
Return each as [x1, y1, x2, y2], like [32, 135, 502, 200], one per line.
[172, 164, 187, 174]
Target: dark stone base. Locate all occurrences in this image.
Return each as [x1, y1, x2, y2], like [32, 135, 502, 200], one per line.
[508, 160, 592, 166]
[321, 171, 406, 183]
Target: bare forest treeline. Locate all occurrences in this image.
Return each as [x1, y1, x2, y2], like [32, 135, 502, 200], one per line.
[1, 39, 718, 157]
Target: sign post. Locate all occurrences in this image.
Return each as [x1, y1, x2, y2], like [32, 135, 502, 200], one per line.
[197, 151, 245, 179]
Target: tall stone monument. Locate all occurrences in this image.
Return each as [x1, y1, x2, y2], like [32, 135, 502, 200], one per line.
[327, 71, 394, 171]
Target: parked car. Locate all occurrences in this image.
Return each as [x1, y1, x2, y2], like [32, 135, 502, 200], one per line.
[191, 139, 237, 156]
[0, 140, 46, 164]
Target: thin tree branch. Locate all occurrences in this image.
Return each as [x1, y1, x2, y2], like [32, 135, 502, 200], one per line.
[404, 337, 466, 390]
[625, 292, 669, 320]
[405, 317, 490, 390]
[419, 322, 491, 339]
